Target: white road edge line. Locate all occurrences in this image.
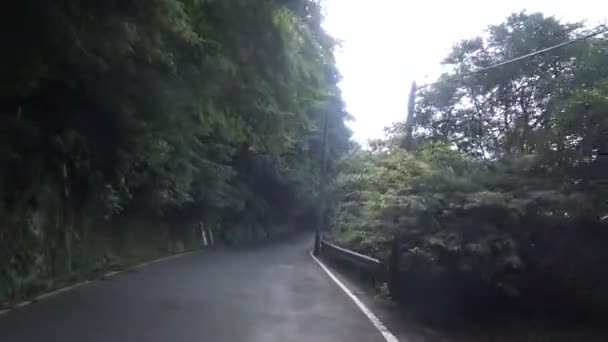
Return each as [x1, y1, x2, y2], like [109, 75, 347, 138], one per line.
[13, 301, 31, 309]
[310, 251, 400, 342]
[34, 281, 90, 301]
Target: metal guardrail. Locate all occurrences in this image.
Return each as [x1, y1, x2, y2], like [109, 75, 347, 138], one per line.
[320, 239, 385, 285]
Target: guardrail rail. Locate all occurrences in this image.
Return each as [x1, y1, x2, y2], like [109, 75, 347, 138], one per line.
[320, 239, 386, 287]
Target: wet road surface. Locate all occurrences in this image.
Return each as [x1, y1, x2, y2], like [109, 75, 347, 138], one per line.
[0, 233, 385, 342]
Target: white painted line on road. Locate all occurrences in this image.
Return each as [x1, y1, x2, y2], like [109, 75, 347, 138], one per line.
[0, 309, 9, 317]
[34, 281, 91, 301]
[13, 301, 32, 309]
[130, 250, 200, 270]
[104, 270, 123, 278]
[310, 251, 400, 342]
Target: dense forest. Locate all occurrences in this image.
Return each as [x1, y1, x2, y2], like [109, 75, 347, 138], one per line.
[331, 12, 608, 334]
[0, 0, 352, 304]
[4, 2, 608, 336]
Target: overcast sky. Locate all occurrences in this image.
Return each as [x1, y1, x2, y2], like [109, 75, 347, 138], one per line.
[322, 0, 608, 142]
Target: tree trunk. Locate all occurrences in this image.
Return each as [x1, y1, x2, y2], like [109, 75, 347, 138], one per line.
[402, 82, 418, 151]
[61, 163, 73, 274]
[313, 109, 329, 255]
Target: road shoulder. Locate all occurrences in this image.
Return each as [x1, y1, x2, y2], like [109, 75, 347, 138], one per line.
[316, 255, 451, 342]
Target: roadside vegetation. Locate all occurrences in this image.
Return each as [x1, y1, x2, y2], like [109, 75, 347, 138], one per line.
[330, 12, 608, 338]
[0, 0, 352, 305]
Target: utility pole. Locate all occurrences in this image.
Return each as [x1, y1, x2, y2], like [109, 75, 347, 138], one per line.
[389, 81, 418, 294]
[61, 161, 73, 273]
[402, 81, 417, 151]
[313, 110, 329, 255]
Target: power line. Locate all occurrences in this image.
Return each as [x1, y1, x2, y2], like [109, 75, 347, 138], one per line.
[417, 24, 608, 90]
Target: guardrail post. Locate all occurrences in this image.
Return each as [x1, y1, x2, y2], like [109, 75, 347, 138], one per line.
[313, 230, 322, 255]
[388, 235, 401, 299]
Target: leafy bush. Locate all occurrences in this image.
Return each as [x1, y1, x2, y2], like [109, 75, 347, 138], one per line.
[331, 14, 608, 324]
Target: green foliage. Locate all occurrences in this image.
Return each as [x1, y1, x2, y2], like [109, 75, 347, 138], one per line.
[1, 0, 351, 302]
[332, 12, 608, 319]
[413, 12, 607, 158]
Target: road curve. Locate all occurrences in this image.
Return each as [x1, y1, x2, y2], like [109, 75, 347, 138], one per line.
[0, 233, 385, 342]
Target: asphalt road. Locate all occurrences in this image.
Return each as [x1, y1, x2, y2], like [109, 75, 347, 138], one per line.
[0, 233, 385, 342]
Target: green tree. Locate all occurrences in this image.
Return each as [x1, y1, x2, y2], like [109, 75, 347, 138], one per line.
[1, 0, 352, 302]
[331, 12, 608, 324]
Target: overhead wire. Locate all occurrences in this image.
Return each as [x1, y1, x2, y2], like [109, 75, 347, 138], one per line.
[416, 24, 608, 91]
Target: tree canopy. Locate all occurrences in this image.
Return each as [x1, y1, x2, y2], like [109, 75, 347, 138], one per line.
[331, 12, 608, 324]
[1, 0, 352, 302]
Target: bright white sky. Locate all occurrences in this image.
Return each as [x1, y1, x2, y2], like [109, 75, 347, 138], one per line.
[323, 0, 608, 142]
